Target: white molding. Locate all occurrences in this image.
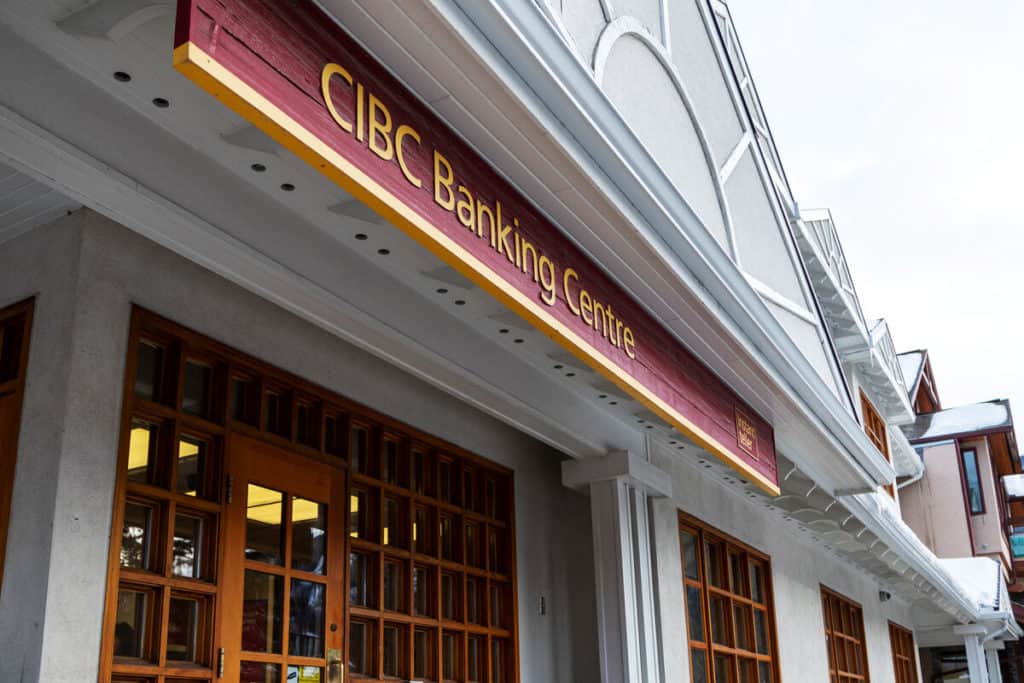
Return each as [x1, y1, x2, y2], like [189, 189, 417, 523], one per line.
[746, 275, 818, 325]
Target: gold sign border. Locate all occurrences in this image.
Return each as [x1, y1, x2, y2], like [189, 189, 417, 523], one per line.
[173, 42, 780, 496]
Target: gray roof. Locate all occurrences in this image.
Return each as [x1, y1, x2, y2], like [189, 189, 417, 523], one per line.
[903, 399, 1012, 443]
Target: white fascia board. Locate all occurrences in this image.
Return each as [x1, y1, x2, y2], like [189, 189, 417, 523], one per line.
[415, 0, 894, 489]
[844, 493, 980, 622]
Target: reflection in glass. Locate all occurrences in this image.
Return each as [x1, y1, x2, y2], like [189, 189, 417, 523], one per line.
[114, 588, 148, 658]
[167, 596, 199, 662]
[350, 553, 368, 607]
[383, 624, 402, 678]
[691, 650, 708, 683]
[442, 631, 457, 680]
[466, 577, 482, 625]
[349, 427, 367, 473]
[414, 628, 432, 680]
[240, 662, 281, 683]
[172, 514, 203, 578]
[682, 533, 699, 579]
[490, 583, 503, 628]
[127, 421, 157, 484]
[758, 662, 772, 683]
[413, 566, 430, 616]
[383, 561, 402, 612]
[246, 485, 283, 564]
[382, 439, 398, 485]
[289, 580, 325, 658]
[465, 523, 478, 566]
[440, 516, 454, 561]
[349, 491, 366, 540]
[182, 360, 211, 418]
[177, 437, 205, 497]
[491, 639, 504, 683]
[121, 502, 151, 569]
[714, 653, 733, 683]
[734, 604, 751, 651]
[134, 341, 163, 401]
[705, 541, 724, 588]
[754, 609, 769, 654]
[292, 497, 326, 574]
[441, 572, 456, 620]
[242, 570, 283, 654]
[288, 666, 322, 683]
[709, 596, 727, 645]
[750, 562, 765, 603]
[686, 585, 705, 643]
[384, 498, 399, 547]
[489, 529, 503, 573]
[414, 507, 430, 555]
[349, 620, 370, 675]
[467, 636, 483, 682]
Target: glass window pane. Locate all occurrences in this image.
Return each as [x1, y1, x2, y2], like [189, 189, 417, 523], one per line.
[442, 631, 458, 681]
[384, 560, 403, 612]
[415, 628, 434, 680]
[691, 649, 708, 683]
[349, 620, 371, 675]
[490, 583, 506, 629]
[172, 513, 203, 578]
[734, 604, 752, 651]
[384, 498, 401, 547]
[709, 595, 729, 645]
[246, 485, 284, 564]
[287, 666, 322, 683]
[292, 497, 326, 574]
[242, 570, 283, 654]
[121, 502, 152, 570]
[963, 449, 984, 513]
[240, 662, 281, 683]
[440, 515, 455, 561]
[754, 609, 769, 654]
[177, 437, 206, 497]
[467, 635, 484, 682]
[113, 588, 148, 659]
[686, 585, 705, 643]
[182, 360, 211, 418]
[413, 506, 432, 555]
[134, 342, 163, 402]
[382, 439, 398, 485]
[349, 427, 367, 473]
[127, 421, 157, 484]
[466, 576, 484, 625]
[730, 552, 747, 596]
[383, 623, 403, 678]
[488, 528, 504, 573]
[350, 490, 367, 540]
[705, 541, 725, 588]
[758, 661, 772, 683]
[413, 451, 426, 494]
[439, 460, 453, 503]
[166, 596, 199, 662]
[491, 639, 505, 683]
[231, 376, 259, 425]
[738, 659, 755, 683]
[750, 562, 765, 604]
[714, 653, 733, 683]
[465, 522, 479, 567]
[290, 580, 325, 658]
[414, 565, 433, 617]
[349, 553, 369, 607]
[441, 571, 458, 620]
[681, 532, 699, 580]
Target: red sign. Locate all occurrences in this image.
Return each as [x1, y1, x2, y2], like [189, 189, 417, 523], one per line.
[174, 0, 779, 493]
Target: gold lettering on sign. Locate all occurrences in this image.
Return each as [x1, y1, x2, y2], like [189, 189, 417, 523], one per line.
[735, 410, 758, 459]
[320, 61, 639, 361]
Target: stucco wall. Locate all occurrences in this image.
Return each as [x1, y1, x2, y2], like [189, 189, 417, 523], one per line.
[651, 443, 922, 683]
[900, 442, 974, 559]
[0, 210, 599, 683]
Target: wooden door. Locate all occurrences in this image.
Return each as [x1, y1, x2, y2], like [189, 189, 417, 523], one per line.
[218, 434, 346, 683]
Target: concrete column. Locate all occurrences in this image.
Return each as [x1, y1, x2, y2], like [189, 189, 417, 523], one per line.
[955, 625, 990, 683]
[985, 640, 1004, 683]
[563, 450, 671, 683]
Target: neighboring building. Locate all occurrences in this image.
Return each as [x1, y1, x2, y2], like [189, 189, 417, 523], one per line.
[0, 2, 1018, 683]
[897, 350, 1023, 679]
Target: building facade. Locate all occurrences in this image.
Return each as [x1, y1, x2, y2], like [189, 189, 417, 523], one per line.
[0, 1, 1017, 682]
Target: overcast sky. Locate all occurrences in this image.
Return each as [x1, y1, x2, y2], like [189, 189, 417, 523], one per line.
[728, 0, 1024, 416]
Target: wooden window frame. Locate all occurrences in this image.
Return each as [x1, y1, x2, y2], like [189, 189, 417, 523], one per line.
[959, 447, 985, 515]
[821, 585, 871, 682]
[679, 511, 780, 683]
[860, 391, 894, 497]
[888, 621, 918, 683]
[100, 307, 520, 683]
[0, 298, 34, 594]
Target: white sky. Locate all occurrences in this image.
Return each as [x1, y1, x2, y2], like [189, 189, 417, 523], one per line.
[728, 0, 1024, 416]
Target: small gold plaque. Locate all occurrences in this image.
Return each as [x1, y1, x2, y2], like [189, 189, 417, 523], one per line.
[735, 410, 758, 460]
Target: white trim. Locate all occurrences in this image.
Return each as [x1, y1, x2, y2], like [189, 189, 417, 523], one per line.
[718, 131, 751, 183]
[746, 275, 818, 325]
[592, 15, 735, 263]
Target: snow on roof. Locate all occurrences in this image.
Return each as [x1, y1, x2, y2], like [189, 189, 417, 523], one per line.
[938, 557, 1002, 612]
[1005, 474, 1024, 499]
[897, 350, 925, 396]
[903, 399, 1011, 442]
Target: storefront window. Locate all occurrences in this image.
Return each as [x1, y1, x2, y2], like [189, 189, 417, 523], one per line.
[680, 514, 778, 683]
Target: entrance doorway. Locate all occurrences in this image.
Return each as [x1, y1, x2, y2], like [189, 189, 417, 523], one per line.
[219, 435, 345, 682]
